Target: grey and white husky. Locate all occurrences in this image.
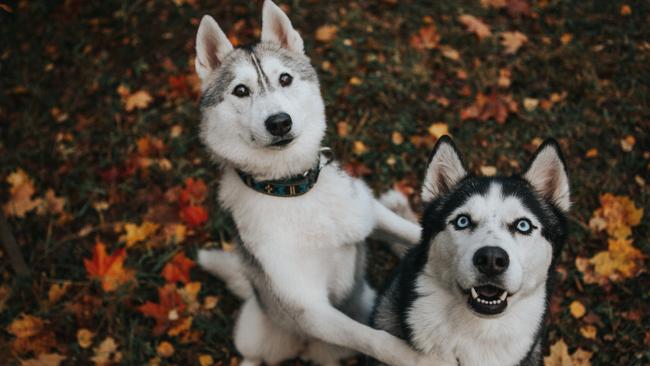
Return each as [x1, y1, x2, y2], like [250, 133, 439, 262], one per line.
[193, 1, 441, 365]
[372, 136, 570, 366]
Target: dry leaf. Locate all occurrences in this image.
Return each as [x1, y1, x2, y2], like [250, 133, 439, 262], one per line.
[391, 131, 404, 145]
[353, 140, 368, 155]
[77, 328, 95, 349]
[124, 90, 153, 112]
[138, 284, 189, 336]
[585, 148, 598, 158]
[569, 300, 586, 318]
[620, 4, 631, 15]
[92, 337, 122, 366]
[589, 237, 644, 280]
[7, 314, 44, 339]
[458, 15, 492, 40]
[37, 189, 66, 216]
[336, 121, 349, 137]
[180, 205, 209, 228]
[571, 349, 593, 366]
[20, 353, 66, 366]
[84, 241, 135, 292]
[315, 24, 337, 42]
[523, 98, 539, 111]
[500, 31, 528, 54]
[589, 193, 643, 239]
[560, 33, 573, 45]
[410, 24, 440, 50]
[460, 92, 518, 124]
[620, 135, 635, 152]
[47, 282, 71, 304]
[498, 68, 512, 88]
[120, 221, 160, 247]
[428, 122, 449, 138]
[162, 252, 195, 284]
[3, 169, 42, 217]
[157, 341, 175, 358]
[439, 45, 460, 61]
[349, 76, 363, 86]
[480, 166, 497, 176]
[199, 354, 214, 366]
[580, 325, 597, 340]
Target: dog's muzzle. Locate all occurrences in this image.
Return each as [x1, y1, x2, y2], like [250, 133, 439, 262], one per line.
[463, 284, 510, 316]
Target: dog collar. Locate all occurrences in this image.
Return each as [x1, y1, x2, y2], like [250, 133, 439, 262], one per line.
[236, 148, 332, 197]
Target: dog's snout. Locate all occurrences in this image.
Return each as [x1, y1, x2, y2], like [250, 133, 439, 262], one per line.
[265, 112, 292, 136]
[473, 246, 509, 276]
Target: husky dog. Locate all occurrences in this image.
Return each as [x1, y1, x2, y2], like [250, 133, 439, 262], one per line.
[193, 1, 441, 365]
[372, 136, 570, 366]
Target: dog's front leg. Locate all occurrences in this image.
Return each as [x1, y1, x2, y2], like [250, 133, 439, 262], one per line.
[371, 198, 421, 256]
[297, 302, 435, 366]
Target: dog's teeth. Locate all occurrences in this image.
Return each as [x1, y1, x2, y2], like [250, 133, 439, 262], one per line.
[500, 291, 508, 301]
[471, 287, 478, 299]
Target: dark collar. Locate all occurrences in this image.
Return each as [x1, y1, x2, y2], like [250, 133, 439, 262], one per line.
[236, 150, 332, 197]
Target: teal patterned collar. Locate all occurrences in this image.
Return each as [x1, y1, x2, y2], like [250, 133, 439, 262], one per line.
[237, 149, 332, 197]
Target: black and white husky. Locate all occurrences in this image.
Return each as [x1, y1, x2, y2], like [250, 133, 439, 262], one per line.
[193, 1, 441, 365]
[372, 136, 570, 366]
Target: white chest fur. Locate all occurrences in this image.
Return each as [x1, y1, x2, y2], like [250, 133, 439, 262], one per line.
[408, 276, 546, 366]
[218, 164, 376, 300]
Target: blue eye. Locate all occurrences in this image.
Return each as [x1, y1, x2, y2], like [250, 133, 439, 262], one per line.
[453, 214, 472, 230]
[514, 218, 533, 234]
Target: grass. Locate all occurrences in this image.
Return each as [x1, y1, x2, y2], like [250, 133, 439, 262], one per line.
[0, 0, 648, 365]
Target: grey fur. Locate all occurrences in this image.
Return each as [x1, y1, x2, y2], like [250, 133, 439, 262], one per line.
[199, 42, 318, 109]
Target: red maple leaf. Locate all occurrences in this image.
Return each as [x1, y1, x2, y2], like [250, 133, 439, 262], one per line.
[83, 241, 135, 292]
[161, 252, 195, 284]
[137, 283, 187, 335]
[180, 205, 208, 228]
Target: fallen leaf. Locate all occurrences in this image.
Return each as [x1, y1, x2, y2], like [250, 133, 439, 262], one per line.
[428, 122, 449, 138]
[391, 131, 404, 145]
[349, 76, 363, 86]
[138, 284, 188, 335]
[336, 121, 349, 137]
[480, 166, 497, 176]
[315, 24, 337, 42]
[20, 353, 66, 366]
[410, 24, 440, 50]
[620, 4, 631, 15]
[162, 252, 195, 284]
[91, 337, 122, 366]
[83, 241, 135, 292]
[460, 92, 518, 124]
[47, 282, 71, 304]
[77, 328, 95, 349]
[120, 221, 160, 247]
[480, 0, 507, 8]
[180, 205, 209, 228]
[3, 169, 42, 217]
[157, 341, 175, 358]
[560, 33, 573, 45]
[523, 98, 539, 111]
[571, 349, 593, 366]
[179, 177, 208, 206]
[353, 140, 368, 155]
[7, 314, 44, 339]
[589, 237, 644, 281]
[620, 135, 635, 152]
[199, 354, 214, 366]
[589, 193, 643, 239]
[439, 45, 460, 61]
[580, 325, 597, 340]
[585, 148, 598, 158]
[498, 68, 511, 88]
[37, 189, 66, 216]
[458, 15, 492, 40]
[569, 300, 586, 318]
[124, 90, 153, 112]
[500, 31, 528, 54]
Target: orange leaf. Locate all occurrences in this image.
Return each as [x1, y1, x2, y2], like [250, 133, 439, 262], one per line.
[409, 24, 440, 50]
[120, 221, 160, 247]
[83, 242, 135, 292]
[7, 314, 44, 339]
[179, 177, 208, 206]
[180, 205, 208, 228]
[315, 24, 338, 42]
[500, 31, 528, 54]
[124, 90, 153, 112]
[3, 169, 42, 217]
[19, 353, 66, 366]
[138, 284, 188, 336]
[162, 252, 195, 284]
[588, 193, 643, 239]
[458, 15, 492, 40]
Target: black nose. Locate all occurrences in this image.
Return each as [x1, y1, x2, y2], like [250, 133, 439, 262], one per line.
[264, 112, 292, 136]
[473, 246, 509, 276]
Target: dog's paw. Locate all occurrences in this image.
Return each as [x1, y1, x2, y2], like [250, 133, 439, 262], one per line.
[379, 190, 417, 223]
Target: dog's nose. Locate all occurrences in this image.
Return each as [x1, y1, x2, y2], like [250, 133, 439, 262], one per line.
[265, 112, 292, 136]
[473, 246, 509, 276]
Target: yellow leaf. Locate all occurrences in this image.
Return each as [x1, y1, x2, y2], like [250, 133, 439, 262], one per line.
[458, 14, 492, 40]
[349, 76, 363, 86]
[440, 45, 460, 61]
[580, 325, 597, 340]
[123, 90, 153, 112]
[620, 135, 635, 152]
[92, 337, 122, 366]
[3, 169, 42, 218]
[20, 353, 66, 366]
[167, 316, 192, 337]
[48, 282, 71, 304]
[353, 141, 368, 155]
[569, 300, 586, 318]
[77, 328, 95, 349]
[120, 221, 160, 247]
[199, 354, 214, 366]
[480, 166, 497, 176]
[500, 31, 528, 54]
[157, 341, 175, 358]
[428, 122, 449, 139]
[7, 314, 44, 339]
[391, 131, 404, 145]
[203, 295, 220, 310]
[586, 238, 644, 282]
[589, 193, 643, 239]
[523, 98, 539, 111]
[544, 339, 572, 366]
[315, 24, 337, 42]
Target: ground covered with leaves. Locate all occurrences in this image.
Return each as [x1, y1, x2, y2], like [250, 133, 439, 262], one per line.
[1, 0, 648, 365]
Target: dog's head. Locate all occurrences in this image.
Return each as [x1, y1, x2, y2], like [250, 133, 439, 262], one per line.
[420, 136, 570, 318]
[195, 0, 325, 179]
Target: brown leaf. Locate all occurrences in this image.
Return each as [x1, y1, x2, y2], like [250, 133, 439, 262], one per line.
[460, 92, 518, 124]
[409, 24, 440, 50]
[500, 31, 528, 54]
[20, 353, 66, 366]
[91, 337, 122, 366]
[458, 15, 492, 40]
[7, 314, 44, 339]
[3, 169, 42, 217]
[315, 25, 337, 42]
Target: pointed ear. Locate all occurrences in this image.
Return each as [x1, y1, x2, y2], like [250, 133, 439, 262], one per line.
[523, 139, 571, 212]
[261, 0, 304, 54]
[421, 136, 468, 203]
[195, 15, 234, 82]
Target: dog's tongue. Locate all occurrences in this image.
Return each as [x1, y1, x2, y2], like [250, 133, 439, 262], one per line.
[476, 285, 501, 298]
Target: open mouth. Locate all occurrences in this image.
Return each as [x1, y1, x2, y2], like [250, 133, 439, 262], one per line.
[270, 137, 294, 148]
[466, 284, 509, 316]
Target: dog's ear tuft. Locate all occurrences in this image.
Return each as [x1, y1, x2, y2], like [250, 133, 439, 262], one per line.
[195, 15, 234, 82]
[261, 0, 304, 54]
[523, 139, 571, 212]
[422, 136, 468, 203]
